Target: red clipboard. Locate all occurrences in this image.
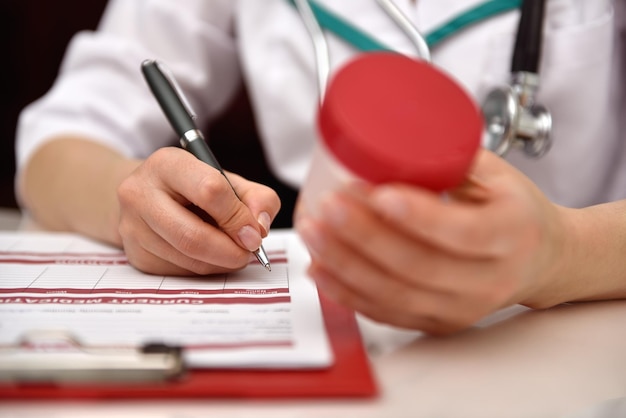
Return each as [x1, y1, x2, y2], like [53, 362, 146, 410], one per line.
[0, 294, 378, 399]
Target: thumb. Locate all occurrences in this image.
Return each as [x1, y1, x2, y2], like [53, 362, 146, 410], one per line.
[447, 149, 500, 202]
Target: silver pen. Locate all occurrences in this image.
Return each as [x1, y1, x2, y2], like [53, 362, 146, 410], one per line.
[141, 59, 271, 271]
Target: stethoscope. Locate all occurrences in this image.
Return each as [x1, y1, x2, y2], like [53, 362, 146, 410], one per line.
[291, 0, 552, 158]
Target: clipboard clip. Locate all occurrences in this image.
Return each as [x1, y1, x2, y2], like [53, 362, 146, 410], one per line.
[0, 331, 185, 384]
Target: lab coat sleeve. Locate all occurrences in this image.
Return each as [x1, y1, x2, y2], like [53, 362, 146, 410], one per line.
[15, 0, 241, 173]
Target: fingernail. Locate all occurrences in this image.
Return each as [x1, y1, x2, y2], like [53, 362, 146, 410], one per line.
[372, 187, 409, 220]
[238, 225, 262, 252]
[257, 211, 271, 236]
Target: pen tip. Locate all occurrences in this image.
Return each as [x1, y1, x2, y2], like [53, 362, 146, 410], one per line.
[255, 247, 271, 272]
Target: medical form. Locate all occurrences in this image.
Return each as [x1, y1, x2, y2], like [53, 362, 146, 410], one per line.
[0, 230, 333, 369]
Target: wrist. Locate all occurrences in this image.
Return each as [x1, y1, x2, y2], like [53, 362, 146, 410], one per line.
[514, 204, 571, 309]
[523, 203, 626, 308]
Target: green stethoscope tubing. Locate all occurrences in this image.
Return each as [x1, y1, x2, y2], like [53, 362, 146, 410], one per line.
[288, 0, 522, 51]
[288, 0, 554, 159]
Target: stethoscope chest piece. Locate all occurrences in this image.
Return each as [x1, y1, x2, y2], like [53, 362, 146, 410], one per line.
[482, 0, 552, 158]
[482, 73, 552, 158]
[482, 85, 518, 157]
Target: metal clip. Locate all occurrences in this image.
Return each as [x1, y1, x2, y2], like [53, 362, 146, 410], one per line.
[0, 330, 185, 383]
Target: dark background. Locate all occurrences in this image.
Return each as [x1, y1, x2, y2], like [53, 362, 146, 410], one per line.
[0, 0, 297, 227]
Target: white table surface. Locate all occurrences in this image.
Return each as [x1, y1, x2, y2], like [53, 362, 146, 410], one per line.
[2, 208, 625, 418]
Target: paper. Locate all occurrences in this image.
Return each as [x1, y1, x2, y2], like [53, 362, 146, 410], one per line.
[0, 230, 332, 369]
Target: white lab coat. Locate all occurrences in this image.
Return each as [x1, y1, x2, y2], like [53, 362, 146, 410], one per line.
[15, 0, 625, 208]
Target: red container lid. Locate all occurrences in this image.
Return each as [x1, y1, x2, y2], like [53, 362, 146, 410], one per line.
[318, 52, 482, 191]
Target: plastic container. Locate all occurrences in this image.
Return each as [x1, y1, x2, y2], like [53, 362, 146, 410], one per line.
[299, 52, 483, 216]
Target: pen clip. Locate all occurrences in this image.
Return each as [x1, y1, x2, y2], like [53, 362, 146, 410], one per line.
[152, 60, 198, 121]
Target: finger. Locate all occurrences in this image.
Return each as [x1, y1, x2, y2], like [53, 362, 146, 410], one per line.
[310, 263, 462, 335]
[299, 224, 475, 335]
[136, 185, 253, 270]
[367, 184, 515, 257]
[314, 192, 496, 290]
[447, 173, 492, 202]
[358, 149, 521, 258]
[118, 162, 254, 271]
[308, 253, 500, 335]
[148, 148, 264, 252]
[224, 172, 282, 237]
[297, 216, 514, 333]
[123, 238, 205, 276]
[121, 215, 250, 275]
[297, 217, 434, 325]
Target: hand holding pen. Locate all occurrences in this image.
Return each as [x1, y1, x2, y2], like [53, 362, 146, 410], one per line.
[112, 60, 279, 275]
